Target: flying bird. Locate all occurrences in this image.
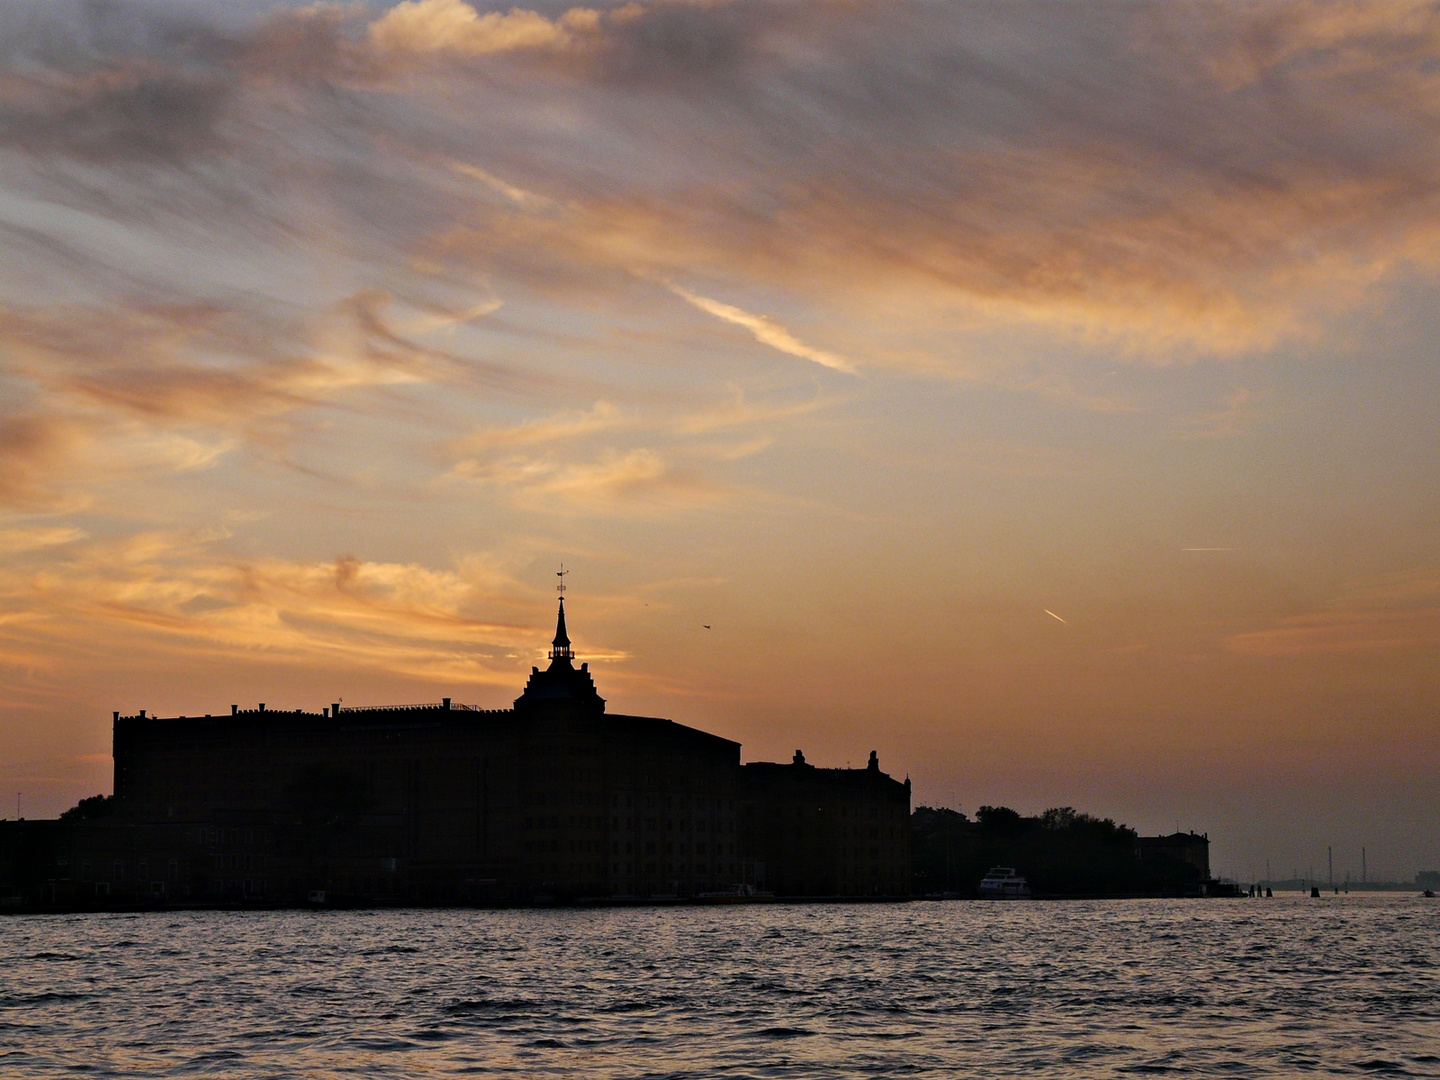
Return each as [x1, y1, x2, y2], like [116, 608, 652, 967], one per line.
[1044, 610, 1067, 624]
[703, 624, 712, 629]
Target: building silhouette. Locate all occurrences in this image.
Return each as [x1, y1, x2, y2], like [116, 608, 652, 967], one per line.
[742, 751, 911, 897]
[4, 600, 911, 908]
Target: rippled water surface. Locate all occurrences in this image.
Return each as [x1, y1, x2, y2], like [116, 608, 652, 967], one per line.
[2, 896, 1437, 1077]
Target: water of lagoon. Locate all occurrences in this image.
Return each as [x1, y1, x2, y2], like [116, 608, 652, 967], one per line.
[2, 895, 1436, 1077]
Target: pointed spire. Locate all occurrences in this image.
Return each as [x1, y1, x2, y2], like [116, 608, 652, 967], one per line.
[550, 596, 573, 661]
[517, 578, 605, 712]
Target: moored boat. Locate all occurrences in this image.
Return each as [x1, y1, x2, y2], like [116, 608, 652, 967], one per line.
[978, 866, 1032, 899]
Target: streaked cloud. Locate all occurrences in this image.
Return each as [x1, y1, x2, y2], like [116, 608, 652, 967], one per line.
[1224, 610, 1440, 658]
[1224, 573, 1440, 657]
[7, 0, 1440, 362]
[449, 400, 627, 454]
[449, 445, 725, 510]
[668, 285, 857, 374]
[0, 525, 86, 556]
[442, 390, 828, 509]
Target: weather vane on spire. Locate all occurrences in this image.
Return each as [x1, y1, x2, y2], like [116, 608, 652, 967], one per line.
[557, 563, 568, 596]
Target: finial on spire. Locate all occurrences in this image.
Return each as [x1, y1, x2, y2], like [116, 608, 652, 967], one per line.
[550, 564, 573, 662]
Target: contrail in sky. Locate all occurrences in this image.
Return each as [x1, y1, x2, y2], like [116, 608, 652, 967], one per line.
[1045, 609, 1067, 624]
[667, 284, 858, 374]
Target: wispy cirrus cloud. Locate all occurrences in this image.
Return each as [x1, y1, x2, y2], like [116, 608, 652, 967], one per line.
[1223, 573, 1440, 657]
[6, 0, 1440, 372]
[452, 445, 722, 509]
[1224, 610, 1440, 658]
[440, 389, 831, 509]
[0, 288, 541, 509]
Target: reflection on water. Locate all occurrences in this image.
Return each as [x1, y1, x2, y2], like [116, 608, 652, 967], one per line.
[2, 896, 1437, 1077]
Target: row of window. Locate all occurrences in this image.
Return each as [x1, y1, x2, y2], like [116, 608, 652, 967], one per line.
[65, 859, 181, 883]
[213, 854, 267, 872]
[520, 815, 734, 834]
[526, 839, 734, 857]
[611, 861, 738, 879]
[199, 828, 269, 847]
[781, 804, 901, 820]
[525, 859, 737, 881]
[210, 878, 266, 895]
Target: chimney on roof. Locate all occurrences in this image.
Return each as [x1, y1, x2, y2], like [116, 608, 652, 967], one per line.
[231, 704, 237, 715]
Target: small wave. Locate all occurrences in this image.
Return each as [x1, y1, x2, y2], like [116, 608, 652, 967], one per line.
[756, 1027, 815, 1038]
[184, 1049, 244, 1063]
[599, 1000, 655, 1013]
[445, 998, 538, 1014]
[0, 991, 91, 1007]
[1117, 1066, 1187, 1075]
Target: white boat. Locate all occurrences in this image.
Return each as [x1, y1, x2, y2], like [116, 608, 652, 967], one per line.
[978, 866, 1032, 899]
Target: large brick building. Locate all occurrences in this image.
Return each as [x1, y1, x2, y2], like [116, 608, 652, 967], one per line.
[4, 600, 911, 908]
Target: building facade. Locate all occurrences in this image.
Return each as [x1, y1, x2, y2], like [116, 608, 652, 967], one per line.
[741, 751, 912, 897]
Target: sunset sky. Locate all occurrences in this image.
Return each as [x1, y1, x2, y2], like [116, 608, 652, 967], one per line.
[2, 0, 1438, 881]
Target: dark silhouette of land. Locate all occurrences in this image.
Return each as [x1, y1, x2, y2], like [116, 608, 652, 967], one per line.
[912, 805, 1212, 898]
[0, 601, 1252, 912]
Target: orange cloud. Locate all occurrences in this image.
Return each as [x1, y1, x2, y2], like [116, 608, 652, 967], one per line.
[369, 0, 604, 56]
[0, 529, 551, 685]
[0, 290, 542, 510]
[449, 446, 724, 511]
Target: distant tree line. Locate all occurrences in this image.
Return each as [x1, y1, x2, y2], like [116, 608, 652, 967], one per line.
[912, 805, 1205, 898]
[58, 795, 113, 822]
